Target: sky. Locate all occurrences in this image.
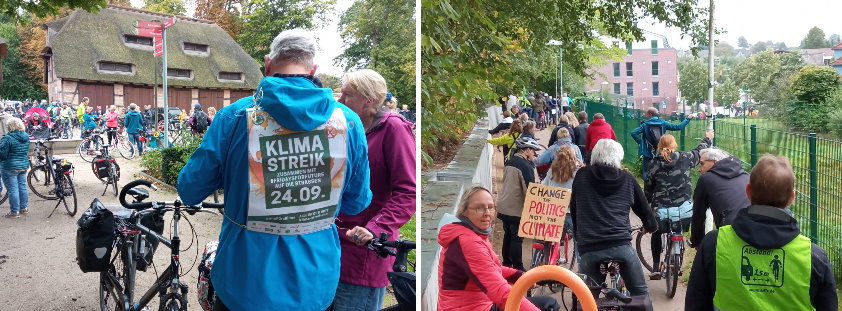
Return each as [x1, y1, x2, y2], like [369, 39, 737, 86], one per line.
[639, 0, 842, 50]
[129, 0, 354, 76]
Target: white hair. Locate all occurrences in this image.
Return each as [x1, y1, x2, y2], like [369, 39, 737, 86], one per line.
[7, 117, 24, 132]
[591, 139, 623, 169]
[700, 148, 730, 162]
[267, 28, 317, 68]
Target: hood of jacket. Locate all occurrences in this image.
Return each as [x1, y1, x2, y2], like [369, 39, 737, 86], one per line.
[642, 116, 665, 126]
[590, 118, 608, 127]
[554, 136, 573, 146]
[126, 110, 141, 117]
[7, 130, 29, 143]
[256, 74, 335, 132]
[732, 205, 800, 249]
[583, 164, 626, 196]
[708, 156, 748, 179]
[438, 222, 480, 248]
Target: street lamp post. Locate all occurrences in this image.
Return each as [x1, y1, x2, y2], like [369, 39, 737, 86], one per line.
[547, 40, 563, 97]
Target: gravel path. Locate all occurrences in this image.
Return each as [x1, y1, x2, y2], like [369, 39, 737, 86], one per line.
[0, 137, 222, 310]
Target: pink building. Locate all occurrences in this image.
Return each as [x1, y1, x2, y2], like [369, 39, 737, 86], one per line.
[586, 47, 680, 113]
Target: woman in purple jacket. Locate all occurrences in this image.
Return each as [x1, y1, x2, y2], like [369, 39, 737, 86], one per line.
[333, 69, 417, 310]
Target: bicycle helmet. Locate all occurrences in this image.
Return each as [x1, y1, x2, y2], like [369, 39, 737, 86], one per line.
[515, 137, 544, 151]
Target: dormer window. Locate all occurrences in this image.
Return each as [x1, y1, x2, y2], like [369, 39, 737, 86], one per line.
[125, 35, 153, 46]
[99, 61, 133, 73]
[184, 42, 208, 52]
[219, 71, 243, 81]
[167, 68, 192, 79]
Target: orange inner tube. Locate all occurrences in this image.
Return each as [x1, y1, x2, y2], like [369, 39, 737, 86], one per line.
[505, 265, 597, 311]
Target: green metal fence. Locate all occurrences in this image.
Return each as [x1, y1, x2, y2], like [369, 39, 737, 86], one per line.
[581, 100, 842, 282]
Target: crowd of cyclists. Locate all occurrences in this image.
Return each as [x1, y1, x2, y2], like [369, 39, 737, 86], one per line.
[441, 91, 838, 311]
[0, 97, 218, 150]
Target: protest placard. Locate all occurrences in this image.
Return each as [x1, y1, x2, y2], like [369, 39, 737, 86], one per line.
[518, 183, 571, 241]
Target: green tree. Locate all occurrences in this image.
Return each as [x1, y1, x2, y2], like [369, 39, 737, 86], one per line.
[733, 50, 804, 105]
[750, 41, 768, 54]
[237, 0, 333, 66]
[316, 73, 341, 92]
[0, 0, 104, 19]
[0, 22, 47, 99]
[830, 34, 841, 46]
[773, 42, 788, 50]
[787, 65, 841, 132]
[194, 0, 241, 38]
[678, 58, 707, 105]
[800, 26, 830, 48]
[142, 0, 186, 15]
[737, 36, 749, 49]
[714, 79, 739, 108]
[714, 42, 734, 58]
[421, 0, 709, 162]
[335, 0, 415, 109]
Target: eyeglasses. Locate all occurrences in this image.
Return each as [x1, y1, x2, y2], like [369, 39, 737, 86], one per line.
[470, 207, 496, 214]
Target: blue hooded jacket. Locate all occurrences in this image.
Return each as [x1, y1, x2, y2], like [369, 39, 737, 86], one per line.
[630, 116, 690, 158]
[177, 75, 372, 311]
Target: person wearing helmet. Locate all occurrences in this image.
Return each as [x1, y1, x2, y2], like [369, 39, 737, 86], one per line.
[495, 136, 544, 270]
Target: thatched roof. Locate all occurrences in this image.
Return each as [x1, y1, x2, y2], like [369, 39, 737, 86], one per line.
[45, 5, 261, 89]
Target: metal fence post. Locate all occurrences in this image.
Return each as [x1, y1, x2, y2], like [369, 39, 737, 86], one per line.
[712, 118, 717, 147]
[750, 125, 757, 167]
[680, 113, 686, 150]
[809, 133, 818, 243]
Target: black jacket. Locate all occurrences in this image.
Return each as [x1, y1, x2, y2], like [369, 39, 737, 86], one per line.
[573, 123, 588, 149]
[690, 156, 750, 246]
[570, 164, 657, 253]
[686, 205, 837, 311]
[548, 124, 575, 147]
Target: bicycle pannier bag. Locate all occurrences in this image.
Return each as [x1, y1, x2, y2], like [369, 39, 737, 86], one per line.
[76, 199, 115, 272]
[92, 156, 110, 180]
[136, 209, 165, 271]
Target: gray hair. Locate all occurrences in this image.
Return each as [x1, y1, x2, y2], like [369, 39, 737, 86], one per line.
[267, 29, 317, 68]
[700, 148, 730, 162]
[456, 185, 493, 217]
[7, 117, 24, 132]
[591, 139, 623, 169]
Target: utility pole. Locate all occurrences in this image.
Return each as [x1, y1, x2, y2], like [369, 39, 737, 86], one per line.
[707, 0, 715, 131]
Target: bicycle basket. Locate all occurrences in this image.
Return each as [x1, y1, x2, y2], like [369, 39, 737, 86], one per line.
[75, 199, 115, 273]
[198, 240, 219, 311]
[135, 209, 165, 272]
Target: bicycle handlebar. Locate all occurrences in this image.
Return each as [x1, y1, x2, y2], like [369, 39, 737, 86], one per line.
[119, 179, 224, 211]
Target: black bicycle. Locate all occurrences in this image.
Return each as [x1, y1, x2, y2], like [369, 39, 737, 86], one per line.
[26, 138, 78, 217]
[635, 214, 688, 298]
[571, 260, 652, 311]
[92, 143, 121, 196]
[79, 128, 106, 162]
[99, 180, 221, 311]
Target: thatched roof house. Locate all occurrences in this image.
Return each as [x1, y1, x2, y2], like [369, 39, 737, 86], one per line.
[42, 5, 261, 111]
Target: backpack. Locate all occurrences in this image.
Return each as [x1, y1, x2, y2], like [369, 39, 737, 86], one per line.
[644, 123, 664, 156]
[195, 110, 209, 132]
[76, 199, 116, 272]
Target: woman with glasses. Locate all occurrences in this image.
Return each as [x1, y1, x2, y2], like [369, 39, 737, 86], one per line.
[438, 186, 559, 311]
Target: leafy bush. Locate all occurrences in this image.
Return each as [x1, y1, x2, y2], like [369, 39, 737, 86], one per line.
[139, 136, 202, 186]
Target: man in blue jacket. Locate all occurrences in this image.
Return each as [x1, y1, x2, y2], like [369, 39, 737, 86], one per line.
[631, 107, 691, 180]
[177, 29, 372, 311]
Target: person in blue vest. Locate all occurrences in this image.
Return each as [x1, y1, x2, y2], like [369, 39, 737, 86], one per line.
[685, 154, 837, 311]
[177, 28, 372, 311]
[630, 107, 691, 180]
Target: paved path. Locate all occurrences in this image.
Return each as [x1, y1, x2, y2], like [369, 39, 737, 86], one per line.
[489, 126, 689, 310]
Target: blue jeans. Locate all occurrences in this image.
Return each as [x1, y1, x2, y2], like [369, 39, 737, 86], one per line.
[2, 170, 28, 213]
[128, 133, 143, 154]
[332, 281, 387, 311]
[578, 244, 648, 297]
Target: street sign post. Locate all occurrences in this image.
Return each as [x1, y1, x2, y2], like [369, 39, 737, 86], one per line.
[136, 18, 176, 146]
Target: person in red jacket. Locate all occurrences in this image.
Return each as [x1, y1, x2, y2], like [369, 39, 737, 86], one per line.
[438, 186, 559, 311]
[585, 113, 617, 152]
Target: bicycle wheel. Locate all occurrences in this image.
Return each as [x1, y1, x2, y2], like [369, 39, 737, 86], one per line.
[160, 293, 188, 311]
[666, 253, 681, 299]
[109, 163, 119, 196]
[79, 139, 99, 162]
[0, 181, 7, 204]
[100, 244, 131, 311]
[560, 231, 576, 269]
[61, 175, 78, 216]
[117, 138, 135, 159]
[27, 165, 58, 200]
[635, 230, 655, 273]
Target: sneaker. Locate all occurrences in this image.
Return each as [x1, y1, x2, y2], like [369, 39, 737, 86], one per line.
[4, 212, 20, 218]
[649, 271, 662, 280]
[19, 209, 29, 214]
